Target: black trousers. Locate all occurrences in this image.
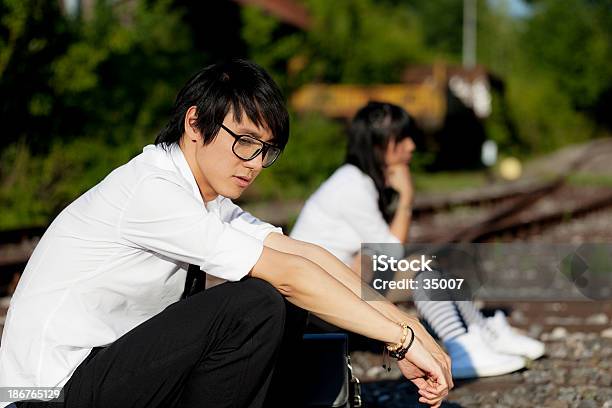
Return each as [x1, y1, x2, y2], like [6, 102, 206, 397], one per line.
[17, 278, 307, 408]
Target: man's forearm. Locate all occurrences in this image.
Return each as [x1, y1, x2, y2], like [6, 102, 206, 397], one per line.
[251, 246, 405, 345]
[298, 242, 445, 352]
[265, 235, 418, 326]
[303, 242, 413, 320]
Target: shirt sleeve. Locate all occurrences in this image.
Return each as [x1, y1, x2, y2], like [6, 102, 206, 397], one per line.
[338, 177, 401, 245]
[119, 175, 263, 281]
[221, 199, 284, 242]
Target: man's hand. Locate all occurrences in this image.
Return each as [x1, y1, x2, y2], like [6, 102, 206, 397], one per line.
[398, 337, 450, 407]
[397, 359, 445, 408]
[404, 317, 453, 390]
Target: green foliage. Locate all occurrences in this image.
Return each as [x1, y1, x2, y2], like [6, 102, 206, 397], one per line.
[478, 0, 608, 155]
[241, 5, 305, 91]
[0, 0, 203, 229]
[478, 0, 526, 77]
[0, 0, 71, 150]
[504, 75, 594, 153]
[302, 0, 425, 83]
[566, 172, 612, 188]
[49, 0, 200, 144]
[408, 0, 464, 59]
[523, 0, 612, 111]
[253, 113, 345, 200]
[243, 0, 425, 88]
[413, 170, 487, 193]
[0, 137, 144, 229]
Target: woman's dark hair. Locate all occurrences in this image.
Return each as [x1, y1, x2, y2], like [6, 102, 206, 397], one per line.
[155, 59, 289, 149]
[345, 101, 422, 222]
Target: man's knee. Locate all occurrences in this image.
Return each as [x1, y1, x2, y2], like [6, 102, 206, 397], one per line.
[240, 278, 286, 325]
[226, 278, 286, 354]
[182, 277, 286, 334]
[190, 277, 287, 347]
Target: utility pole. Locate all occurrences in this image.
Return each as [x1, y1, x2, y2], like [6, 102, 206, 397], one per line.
[463, 0, 477, 68]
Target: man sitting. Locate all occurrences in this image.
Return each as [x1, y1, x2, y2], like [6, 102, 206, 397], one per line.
[0, 60, 451, 408]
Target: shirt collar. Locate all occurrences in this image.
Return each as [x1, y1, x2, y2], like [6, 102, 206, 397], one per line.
[167, 143, 223, 210]
[169, 143, 204, 207]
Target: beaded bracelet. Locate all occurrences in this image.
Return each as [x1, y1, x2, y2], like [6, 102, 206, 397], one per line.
[382, 323, 416, 371]
[386, 322, 410, 352]
[389, 325, 415, 360]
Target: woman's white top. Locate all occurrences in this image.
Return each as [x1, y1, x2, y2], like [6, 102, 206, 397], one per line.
[290, 164, 400, 265]
[0, 143, 281, 399]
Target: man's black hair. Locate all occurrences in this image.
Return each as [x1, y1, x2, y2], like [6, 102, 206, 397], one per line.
[345, 101, 423, 222]
[155, 59, 289, 149]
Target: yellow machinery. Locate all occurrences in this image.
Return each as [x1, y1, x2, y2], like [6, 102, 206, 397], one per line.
[290, 64, 449, 130]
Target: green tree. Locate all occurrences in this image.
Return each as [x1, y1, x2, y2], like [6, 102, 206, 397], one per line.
[0, 0, 72, 151]
[408, 0, 464, 60]
[523, 0, 612, 113]
[242, 0, 426, 88]
[0, 0, 205, 229]
[253, 113, 345, 200]
[478, 0, 605, 153]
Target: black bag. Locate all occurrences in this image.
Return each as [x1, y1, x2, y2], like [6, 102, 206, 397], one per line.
[301, 333, 362, 408]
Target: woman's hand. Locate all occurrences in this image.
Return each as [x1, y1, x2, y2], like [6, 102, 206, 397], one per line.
[385, 137, 415, 200]
[386, 163, 413, 201]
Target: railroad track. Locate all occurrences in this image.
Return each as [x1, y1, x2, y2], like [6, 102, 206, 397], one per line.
[0, 227, 44, 295]
[412, 140, 612, 243]
[411, 178, 561, 217]
[414, 184, 612, 243]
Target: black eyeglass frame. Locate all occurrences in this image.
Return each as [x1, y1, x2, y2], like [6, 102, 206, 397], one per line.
[219, 123, 282, 168]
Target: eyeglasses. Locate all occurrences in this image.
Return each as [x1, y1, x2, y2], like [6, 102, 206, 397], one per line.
[219, 123, 282, 168]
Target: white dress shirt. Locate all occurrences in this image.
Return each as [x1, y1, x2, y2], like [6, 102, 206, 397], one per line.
[0, 144, 281, 402]
[290, 164, 400, 265]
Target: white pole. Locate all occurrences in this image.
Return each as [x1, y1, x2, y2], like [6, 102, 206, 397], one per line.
[463, 0, 477, 68]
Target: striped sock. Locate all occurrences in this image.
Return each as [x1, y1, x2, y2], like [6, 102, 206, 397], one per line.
[415, 300, 467, 342]
[412, 269, 467, 342]
[455, 300, 486, 327]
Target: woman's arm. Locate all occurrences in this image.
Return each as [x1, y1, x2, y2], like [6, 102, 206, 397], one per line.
[386, 164, 413, 243]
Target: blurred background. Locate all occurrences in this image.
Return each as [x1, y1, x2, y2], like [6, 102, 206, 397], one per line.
[2, 0, 612, 229]
[1, 0, 612, 407]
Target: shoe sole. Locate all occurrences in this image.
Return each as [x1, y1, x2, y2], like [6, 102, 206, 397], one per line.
[452, 358, 526, 379]
[526, 348, 546, 360]
[492, 345, 546, 361]
[515, 349, 545, 361]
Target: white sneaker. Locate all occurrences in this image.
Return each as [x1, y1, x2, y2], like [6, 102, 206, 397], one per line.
[444, 325, 526, 379]
[483, 311, 546, 360]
